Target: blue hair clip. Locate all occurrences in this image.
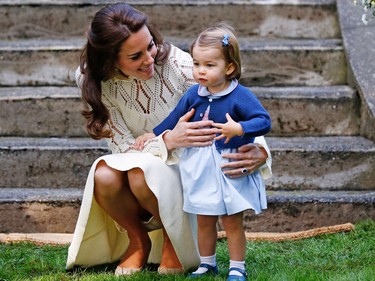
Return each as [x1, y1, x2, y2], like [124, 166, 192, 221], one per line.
[222, 34, 229, 46]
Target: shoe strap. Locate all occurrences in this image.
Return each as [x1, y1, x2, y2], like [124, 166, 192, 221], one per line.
[228, 267, 247, 277]
[199, 263, 215, 269]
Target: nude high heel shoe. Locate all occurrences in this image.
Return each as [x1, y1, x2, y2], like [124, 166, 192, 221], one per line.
[115, 266, 142, 276]
[157, 266, 184, 275]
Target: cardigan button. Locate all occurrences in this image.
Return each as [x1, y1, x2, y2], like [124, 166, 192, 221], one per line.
[209, 98, 213, 102]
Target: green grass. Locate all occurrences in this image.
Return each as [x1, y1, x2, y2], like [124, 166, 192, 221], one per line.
[0, 220, 374, 281]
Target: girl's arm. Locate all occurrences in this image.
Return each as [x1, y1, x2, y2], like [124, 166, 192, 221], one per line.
[213, 113, 244, 144]
[214, 88, 272, 178]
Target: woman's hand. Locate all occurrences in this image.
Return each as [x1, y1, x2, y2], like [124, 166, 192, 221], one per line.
[221, 143, 268, 178]
[133, 133, 156, 150]
[163, 108, 218, 151]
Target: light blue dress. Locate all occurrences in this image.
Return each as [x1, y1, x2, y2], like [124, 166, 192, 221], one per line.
[179, 82, 267, 216]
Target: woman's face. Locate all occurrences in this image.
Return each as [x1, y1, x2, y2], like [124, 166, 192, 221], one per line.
[117, 25, 157, 80]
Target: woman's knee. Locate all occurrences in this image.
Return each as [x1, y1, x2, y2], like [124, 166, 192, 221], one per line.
[127, 168, 152, 199]
[94, 160, 125, 196]
[127, 168, 146, 189]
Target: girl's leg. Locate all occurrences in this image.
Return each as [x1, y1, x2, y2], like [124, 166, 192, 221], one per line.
[93, 161, 151, 269]
[197, 215, 219, 256]
[127, 168, 182, 270]
[221, 212, 246, 260]
[221, 212, 247, 276]
[190, 215, 219, 275]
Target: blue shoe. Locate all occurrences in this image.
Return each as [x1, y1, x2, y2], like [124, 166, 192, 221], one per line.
[227, 267, 247, 281]
[189, 263, 219, 278]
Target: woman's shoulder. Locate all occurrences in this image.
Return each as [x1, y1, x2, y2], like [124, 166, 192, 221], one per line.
[157, 45, 194, 90]
[167, 44, 193, 65]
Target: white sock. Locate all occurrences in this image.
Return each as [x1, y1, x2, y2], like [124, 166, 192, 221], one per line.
[193, 254, 216, 274]
[229, 260, 245, 276]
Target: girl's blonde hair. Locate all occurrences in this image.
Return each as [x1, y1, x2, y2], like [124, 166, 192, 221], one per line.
[190, 22, 241, 80]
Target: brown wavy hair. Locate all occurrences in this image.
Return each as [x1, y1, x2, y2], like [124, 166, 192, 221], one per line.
[79, 3, 171, 139]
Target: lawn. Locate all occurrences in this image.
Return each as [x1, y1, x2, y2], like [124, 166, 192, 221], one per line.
[0, 220, 374, 281]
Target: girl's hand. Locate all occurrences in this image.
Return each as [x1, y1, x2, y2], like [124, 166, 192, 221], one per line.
[213, 113, 244, 144]
[221, 143, 267, 178]
[133, 133, 156, 150]
[163, 108, 218, 151]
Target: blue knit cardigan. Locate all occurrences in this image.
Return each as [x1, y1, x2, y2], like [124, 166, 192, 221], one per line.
[154, 83, 271, 150]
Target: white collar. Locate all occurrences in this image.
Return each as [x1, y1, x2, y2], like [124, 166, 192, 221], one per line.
[198, 79, 238, 98]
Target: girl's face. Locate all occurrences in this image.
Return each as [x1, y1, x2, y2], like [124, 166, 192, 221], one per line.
[192, 45, 234, 94]
[117, 25, 157, 80]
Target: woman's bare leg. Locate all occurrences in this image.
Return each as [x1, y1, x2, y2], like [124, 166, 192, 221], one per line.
[159, 229, 182, 269]
[128, 168, 182, 270]
[93, 161, 151, 269]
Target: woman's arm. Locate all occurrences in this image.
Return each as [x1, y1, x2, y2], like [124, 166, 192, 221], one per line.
[102, 95, 137, 154]
[76, 67, 138, 154]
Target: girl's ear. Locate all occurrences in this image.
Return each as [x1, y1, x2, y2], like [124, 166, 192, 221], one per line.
[226, 63, 235, 76]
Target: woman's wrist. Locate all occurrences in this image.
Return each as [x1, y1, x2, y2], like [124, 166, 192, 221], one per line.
[162, 130, 177, 151]
[256, 144, 268, 165]
[256, 143, 267, 155]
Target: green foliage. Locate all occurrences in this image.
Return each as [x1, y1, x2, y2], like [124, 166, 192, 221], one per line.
[0, 220, 374, 281]
[354, 0, 375, 24]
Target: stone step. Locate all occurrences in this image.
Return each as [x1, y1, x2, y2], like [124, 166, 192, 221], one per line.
[0, 137, 109, 189]
[0, 38, 346, 87]
[0, 0, 339, 40]
[0, 136, 374, 190]
[268, 136, 375, 191]
[0, 86, 86, 137]
[0, 187, 373, 233]
[254, 85, 360, 136]
[172, 37, 347, 86]
[0, 85, 360, 137]
[244, 190, 375, 232]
